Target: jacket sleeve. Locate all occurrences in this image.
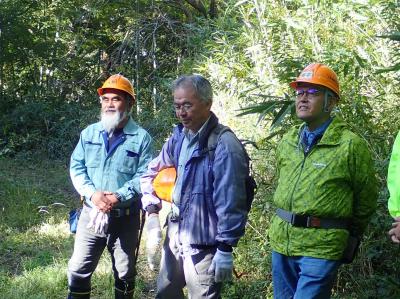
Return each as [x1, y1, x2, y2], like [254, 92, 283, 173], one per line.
[116, 133, 154, 201]
[70, 131, 97, 200]
[388, 132, 400, 218]
[350, 137, 378, 236]
[213, 132, 248, 246]
[140, 136, 175, 210]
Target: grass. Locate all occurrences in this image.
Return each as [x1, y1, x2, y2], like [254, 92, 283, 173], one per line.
[2, 154, 400, 298]
[0, 156, 158, 299]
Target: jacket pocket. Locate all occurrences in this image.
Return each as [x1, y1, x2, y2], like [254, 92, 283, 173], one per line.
[186, 184, 217, 245]
[118, 143, 139, 174]
[191, 249, 215, 285]
[84, 141, 102, 168]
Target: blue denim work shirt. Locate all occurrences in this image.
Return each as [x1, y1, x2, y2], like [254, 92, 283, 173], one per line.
[301, 118, 333, 154]
[70, 117, 153, 208]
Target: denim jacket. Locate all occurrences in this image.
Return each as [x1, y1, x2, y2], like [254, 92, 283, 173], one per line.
[70, 117, 153, 208]
[141, 112, 248, 247]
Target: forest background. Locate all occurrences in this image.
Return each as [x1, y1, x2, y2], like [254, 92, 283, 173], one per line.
[0, 0, 399, 298]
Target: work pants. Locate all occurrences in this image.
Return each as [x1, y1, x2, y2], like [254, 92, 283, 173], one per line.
[156, 217, 222, 299]
[67, 205, 140, 298]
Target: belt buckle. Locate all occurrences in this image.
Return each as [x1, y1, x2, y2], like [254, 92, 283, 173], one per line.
[290, 214, 307, 227]
[112, 209, 122, 217]
[307, 216, 321, 228]
[111, 208, 130, 218]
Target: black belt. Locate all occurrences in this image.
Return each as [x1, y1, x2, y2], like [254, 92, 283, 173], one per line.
[276, 208, 349, 229]
[84, 201, 134, 218]
[109, 207, 133, 218]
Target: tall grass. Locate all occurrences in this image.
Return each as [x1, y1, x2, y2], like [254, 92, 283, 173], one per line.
[0, 157, 157, 299]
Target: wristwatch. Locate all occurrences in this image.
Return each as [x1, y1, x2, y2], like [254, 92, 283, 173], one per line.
[114, 192, 123, 202]
[146, 204, 161, 214]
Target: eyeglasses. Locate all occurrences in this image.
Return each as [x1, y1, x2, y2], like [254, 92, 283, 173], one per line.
[99, 96, 124, 104]
[173, 103, 193, 113]
[296, 88, 321, 98]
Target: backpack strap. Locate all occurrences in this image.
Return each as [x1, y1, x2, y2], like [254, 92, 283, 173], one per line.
[207, 124, 252, 165]
[206, 124, 232, 162]
[206, 124, 257, 212]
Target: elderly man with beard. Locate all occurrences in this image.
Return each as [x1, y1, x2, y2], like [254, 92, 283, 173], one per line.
[67, 74, 153, 299]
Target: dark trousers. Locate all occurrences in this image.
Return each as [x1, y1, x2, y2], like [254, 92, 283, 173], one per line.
[67, 205, 140, 298]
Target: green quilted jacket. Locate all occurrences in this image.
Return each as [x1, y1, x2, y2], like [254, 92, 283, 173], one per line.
[269, 117, 377, 260]
[388, 132, 400, 217]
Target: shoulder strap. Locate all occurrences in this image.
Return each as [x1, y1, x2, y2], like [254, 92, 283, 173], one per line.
[207, 124, 232, 162]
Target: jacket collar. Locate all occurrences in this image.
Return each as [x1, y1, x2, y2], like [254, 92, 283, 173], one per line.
[122, 117, 140, 136]
[292, 117, 347, 146]
[175, 111, 219, 151]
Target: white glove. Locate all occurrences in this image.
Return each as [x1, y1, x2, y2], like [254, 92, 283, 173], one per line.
[146, 213, 162, 271]
[208, 249, 233, 283]
[87, 208, 109, 234]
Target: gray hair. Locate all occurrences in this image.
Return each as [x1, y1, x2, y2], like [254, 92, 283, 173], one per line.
[172, 75, 213, 103]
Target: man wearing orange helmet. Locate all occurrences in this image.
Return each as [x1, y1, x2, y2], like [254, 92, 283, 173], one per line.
[67, 74, 153, 299]
[269, 63, 377, 298]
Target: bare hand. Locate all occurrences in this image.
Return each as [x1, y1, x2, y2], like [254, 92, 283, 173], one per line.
[91, 191, 112, 213]
[104, 191, 120, 207]
[388, 219, 400, 244]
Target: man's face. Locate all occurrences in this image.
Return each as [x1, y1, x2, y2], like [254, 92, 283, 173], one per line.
[295, 83, 336, 130]
[100, 89, 132, 131]
[173, 86, 211, 132]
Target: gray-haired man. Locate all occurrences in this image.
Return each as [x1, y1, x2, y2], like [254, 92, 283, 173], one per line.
[140, 75, 249, 298]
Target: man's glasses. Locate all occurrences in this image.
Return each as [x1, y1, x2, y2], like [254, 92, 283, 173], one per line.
[295, 88, 321, 98]
[173, 103, 193, 113]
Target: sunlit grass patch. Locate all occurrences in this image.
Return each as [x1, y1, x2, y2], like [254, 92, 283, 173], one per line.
[0, 157, 158, 298]
[0, 261, 68, 299]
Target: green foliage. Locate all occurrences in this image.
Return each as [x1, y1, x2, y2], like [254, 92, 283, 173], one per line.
[192, 0, 400, 297]
[0, 99, 98, 159]
[0, 0, 400, 297]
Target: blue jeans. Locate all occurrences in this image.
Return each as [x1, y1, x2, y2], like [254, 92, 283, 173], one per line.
[272, 251, 341, 299]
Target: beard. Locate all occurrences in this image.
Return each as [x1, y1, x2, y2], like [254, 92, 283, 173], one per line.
[100, 109, 129, 133]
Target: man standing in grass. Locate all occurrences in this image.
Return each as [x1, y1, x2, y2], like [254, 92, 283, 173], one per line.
[67, 74, 153, 299]
[269, 63, 377, 298]
[140, 75, 250, 299]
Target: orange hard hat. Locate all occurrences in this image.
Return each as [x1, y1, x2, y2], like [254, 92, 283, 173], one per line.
[290, 63, 340, 98]
[153, 167, 176, 203]
[97, 74, 136, 100]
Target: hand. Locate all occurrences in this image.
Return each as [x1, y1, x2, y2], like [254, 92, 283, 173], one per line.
[208, 249, 233, 283]
[146, 213, 162, 271]
[91, 191, 112, 212]
[104, 191, 120, 207]
[388, 218, 400, 243]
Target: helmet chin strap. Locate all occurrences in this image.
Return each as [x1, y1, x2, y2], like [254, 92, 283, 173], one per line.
[323, 90, 335, 113]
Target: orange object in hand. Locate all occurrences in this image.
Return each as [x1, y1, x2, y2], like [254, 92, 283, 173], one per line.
[153, 167, 176, 203]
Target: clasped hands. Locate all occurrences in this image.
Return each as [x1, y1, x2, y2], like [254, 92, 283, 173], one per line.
[87, 191, 119, 234]
[91, 191, 119, 212]
[389, 217, 400, 244]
